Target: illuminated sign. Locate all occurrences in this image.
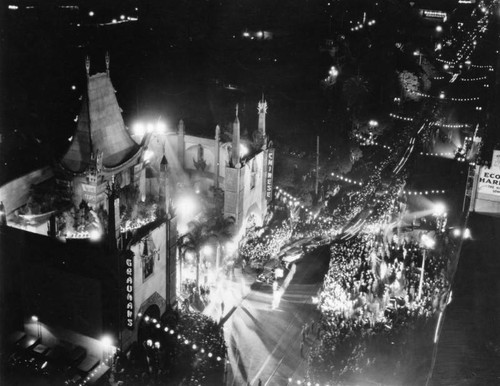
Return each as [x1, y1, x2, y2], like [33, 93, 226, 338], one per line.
[125, 254, 135, 329]
[478, 167, 500, 196]
[421, 10, 448, 21]
[265, 149, 275, 201]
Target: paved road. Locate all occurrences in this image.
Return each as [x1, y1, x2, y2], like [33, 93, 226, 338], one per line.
[429, 213, 500, 385]
[224, 245, 330, 386]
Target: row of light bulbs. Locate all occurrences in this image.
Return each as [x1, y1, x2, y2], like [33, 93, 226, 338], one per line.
[389, 113, 414, 122]
[354, 133, 392, 150]
[275, 187, 333, 224]
[139, 314, 225, 362]
[77, 352, 115, 386]
[330, 172, 363, 186]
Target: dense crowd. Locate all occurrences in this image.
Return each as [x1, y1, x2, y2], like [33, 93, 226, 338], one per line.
[108, 311, 225, 386]
[309, 217, 451, 384]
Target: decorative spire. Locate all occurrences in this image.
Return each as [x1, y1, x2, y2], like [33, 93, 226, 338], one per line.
[231, 104, 241, 167]
[215, 124, 220, 141]
[85, 56, 90, 78]
[105, 51, 110, 76]
[257, 98, 267, 138]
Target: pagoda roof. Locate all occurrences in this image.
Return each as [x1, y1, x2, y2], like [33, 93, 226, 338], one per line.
[61, 73, 140, 173]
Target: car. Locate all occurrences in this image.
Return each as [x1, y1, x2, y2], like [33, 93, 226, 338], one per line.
[281, 246, 304, 267]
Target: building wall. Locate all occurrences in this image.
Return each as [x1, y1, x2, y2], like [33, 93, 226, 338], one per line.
[129, 223, 168, 322]
[0, 166, 53, 214]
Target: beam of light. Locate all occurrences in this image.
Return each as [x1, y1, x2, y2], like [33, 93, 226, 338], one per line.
[434, 311, 443, 343]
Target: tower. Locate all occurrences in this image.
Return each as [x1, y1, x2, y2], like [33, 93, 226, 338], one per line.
[177, 119, 185, 169]
[159, 154, 168, 213]
[231, 105, 241, 167]
[214, 125, 220, 188]
[258, 97, 267, 141]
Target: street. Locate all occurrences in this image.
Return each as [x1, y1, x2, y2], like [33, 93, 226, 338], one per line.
[224, 245, 330, 386]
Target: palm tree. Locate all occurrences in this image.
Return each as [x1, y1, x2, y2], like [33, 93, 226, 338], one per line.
[178, 220, 211, 291]
[342, 75, 370, 112]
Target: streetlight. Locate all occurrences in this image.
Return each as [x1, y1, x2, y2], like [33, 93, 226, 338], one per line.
[433, 202, 446, 216]
[413, 50, 423, 65]
[418, 234, 435, 300]
[100, 335, 114, 363]
[439, 91, 445, 99]
[32, 315, 41, 339]
[436, 25, 443, 32]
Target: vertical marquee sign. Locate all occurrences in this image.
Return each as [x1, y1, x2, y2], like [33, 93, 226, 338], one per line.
[265, 148, 275, 201]
[124, 253, 135, 329]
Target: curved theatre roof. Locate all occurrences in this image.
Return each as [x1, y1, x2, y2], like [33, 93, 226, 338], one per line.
[61, 73, 140, 173]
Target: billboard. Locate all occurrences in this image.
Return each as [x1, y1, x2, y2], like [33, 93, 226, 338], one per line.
[477, 166, 500, 196]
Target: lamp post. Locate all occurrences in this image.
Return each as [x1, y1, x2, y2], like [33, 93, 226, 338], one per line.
[31, 315, 41, 340]
[413, 50, 423, 65]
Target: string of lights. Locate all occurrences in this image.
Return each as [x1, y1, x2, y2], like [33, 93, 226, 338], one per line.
[353, 133, 392, 150]
[409, 90, 480, 102]
[137, 314, 226, 363]
[458, 75, 487, 82]
[275, 187, 335, 225]
[403, 189, 446, 195]
[430, 122, 471, 129]
[389, 113, 414, 122]
[77, 352, 115, 386]
[330, 173, 363, 186]
[419, 152, 454, 157]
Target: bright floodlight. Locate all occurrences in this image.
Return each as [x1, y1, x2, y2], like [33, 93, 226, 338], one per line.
[89, 11, 94, 17]
[89, 229, 101, 241]
[452, 228, 461, 237]
[240, 144, 249, 157]
[202, 245, 213, 256]
[144, 149, 154, 162]
[176, 195, 199, 218]
[146, 122, 155, 133]
[421, 234, 435, 249]
[439, 92, 445, 99]
[226, 241, 237, 254]
[443, 64, 449, 70]
[436, 25, 443, 32]
[369, 120, 378, 127]
[463, 228, 471, 239]
[156, 121, 167, 133]
[31, 315, 38, 322]
[100, 335, 113, 347]
[133, 122, 145, 136]
[433, 202, 446, 215]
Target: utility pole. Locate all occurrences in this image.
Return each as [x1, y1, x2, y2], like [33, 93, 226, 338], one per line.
[315, 136, 320, 195]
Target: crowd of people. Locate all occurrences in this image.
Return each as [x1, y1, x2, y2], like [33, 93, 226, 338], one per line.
[309, 199, 452, 384]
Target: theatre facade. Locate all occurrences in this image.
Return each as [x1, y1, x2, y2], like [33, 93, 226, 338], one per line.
[0, 56, 274, 359]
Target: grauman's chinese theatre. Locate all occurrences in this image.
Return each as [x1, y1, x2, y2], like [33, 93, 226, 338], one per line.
[0, 55, 178, 359]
